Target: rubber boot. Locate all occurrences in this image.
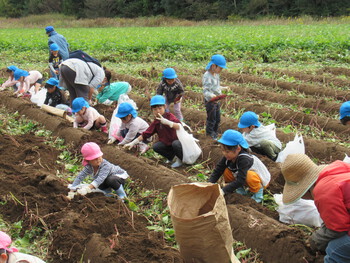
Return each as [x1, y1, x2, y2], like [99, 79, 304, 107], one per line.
[115, 184, 127, 199]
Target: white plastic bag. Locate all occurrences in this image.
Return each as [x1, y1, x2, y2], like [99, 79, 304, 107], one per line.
[343, 154, 350, 164]
[176, 123, 202, 164]
[30, 88, 47, 106]
[275, 133, 305, 163]
[273, 194, 323, 227]
[108, 94, 137, 143]
[251, 155, 271, 187]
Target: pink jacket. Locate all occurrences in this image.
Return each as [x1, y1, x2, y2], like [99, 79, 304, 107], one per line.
[73, 107, 101, 130]
[18, 71, 42, 93]
[313, 161, 350, 234]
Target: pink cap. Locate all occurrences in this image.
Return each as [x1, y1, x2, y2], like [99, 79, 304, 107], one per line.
[0, 231, 19, 253]
[81, 142, 103, 166]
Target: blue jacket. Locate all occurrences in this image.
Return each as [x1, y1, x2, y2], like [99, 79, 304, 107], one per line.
[48, 31, 70, 61]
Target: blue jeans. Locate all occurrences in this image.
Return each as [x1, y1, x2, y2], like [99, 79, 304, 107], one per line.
[205, 101, 220, 137]
[325, 234, 350, 263]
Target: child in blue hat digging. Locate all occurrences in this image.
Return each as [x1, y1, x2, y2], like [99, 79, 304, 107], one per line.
[125, 95, 183, 168]
[339, 101, 350, 126]
[208, 129, 270, 203]
[238, 111, 282, 161]
[203, 54, 227, 140]
[156, 68, 184, 121]
[44, 78, 68, 107]
[72, 97, 108, 133]
[0, 65, 18, 91]
[49, 43, 62, 79]
[14, 69, 43, 96]
[115, 102, 150, 154]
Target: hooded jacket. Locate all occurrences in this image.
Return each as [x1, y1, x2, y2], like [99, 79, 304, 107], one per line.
[313, 160, 350, 234]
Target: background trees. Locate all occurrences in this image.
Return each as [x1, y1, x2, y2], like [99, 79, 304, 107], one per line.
[0, 0, 348, 19]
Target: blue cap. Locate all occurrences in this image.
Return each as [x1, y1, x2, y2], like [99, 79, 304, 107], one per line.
[116, 102, 137, 118]
[45, 26, 54, 34]
[238, 111, 261, 128]
[7, 65, 18, 72]
[162, 68, 177, 79]
[340, 101, 350, 120]
[150, 95, 166, 106]
[218, 130, 249, 149]
[72, 97, 90, 113]
[49, 43, 59, 51]
[205, 54, 227, 70]
[46, 78, 59, 86]
[14, 69, 29, 80]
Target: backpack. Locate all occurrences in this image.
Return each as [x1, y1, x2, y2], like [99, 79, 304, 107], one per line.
[69, 50, 102, 84]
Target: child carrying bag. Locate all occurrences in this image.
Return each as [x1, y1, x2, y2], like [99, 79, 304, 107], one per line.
[176, 123, 202, 164]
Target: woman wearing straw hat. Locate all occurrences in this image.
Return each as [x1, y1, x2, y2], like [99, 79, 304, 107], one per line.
[281, 153, 350, 262]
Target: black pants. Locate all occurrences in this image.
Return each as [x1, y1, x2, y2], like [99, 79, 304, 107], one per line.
[205, 101, 221, 137]
[98, 175, 125, 191]
[153, 140, 183, 161]
[60, 65, 90, 106]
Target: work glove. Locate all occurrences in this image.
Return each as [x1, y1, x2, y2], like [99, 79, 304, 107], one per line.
[77, 185, 92, 196]
[124, 138, 140, 150]
[107, 137, 116, 144]
[156, 113, 174, 128]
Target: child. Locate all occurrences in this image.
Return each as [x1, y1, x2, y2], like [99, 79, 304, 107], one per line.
[238, 111, 282, 161]
[96, 69, 131, 105]
[0, 65, 18, 91]
[124, 95, 183, 168]
[48, 43, 62, 79]
[115, 102, 150, 154]
[156, 68, 184, 121]
[72, 97, 108, 133]
[44, 78, 68, 107]
[203, 54, 227, 140]
[339, 101, 350, 125]
[208, 129, 270, 203]
[0, 231, 45, 263]
[69, 142, 128, 199]
[13, 69, 43, 95]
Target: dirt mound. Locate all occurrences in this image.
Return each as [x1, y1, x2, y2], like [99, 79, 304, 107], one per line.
[0, 133, 183, 263]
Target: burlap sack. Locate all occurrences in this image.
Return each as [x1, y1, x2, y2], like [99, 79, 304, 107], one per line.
[168, 183, 239, 263]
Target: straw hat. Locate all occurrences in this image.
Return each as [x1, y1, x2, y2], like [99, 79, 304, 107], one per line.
[281, 153, 326, 205]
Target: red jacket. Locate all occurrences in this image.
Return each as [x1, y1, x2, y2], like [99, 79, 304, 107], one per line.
[313, 161, 350, 233]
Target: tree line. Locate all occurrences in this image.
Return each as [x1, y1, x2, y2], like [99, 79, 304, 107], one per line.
[1, 0, 349, 20]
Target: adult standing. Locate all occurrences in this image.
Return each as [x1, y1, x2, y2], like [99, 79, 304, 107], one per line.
[45, 26, 70, 61]
[59, 58, 105, 106]
[281, 153, 350, 263]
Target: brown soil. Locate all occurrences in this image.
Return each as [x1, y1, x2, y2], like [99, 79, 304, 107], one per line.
[318, 67, 350, 77]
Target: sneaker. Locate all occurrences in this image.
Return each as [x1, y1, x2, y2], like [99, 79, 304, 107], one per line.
[138, 143, 150, 154]
[101, 125, 108, 134]
[171, 157, 183, 168]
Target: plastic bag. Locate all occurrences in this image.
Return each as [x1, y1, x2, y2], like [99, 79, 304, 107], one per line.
[274, 194, 323, 227]
[176, 123, 202, 164]
[343, 154, 350, 164]
[108, 94, 137, 142]
[275, 133, 305, 163]
[30, 88, 47, 106]
[251, 155, 271, 187]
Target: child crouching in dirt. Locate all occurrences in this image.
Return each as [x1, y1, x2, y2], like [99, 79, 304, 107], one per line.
[0, 66, 18, 91]
[124, 95, 183, 168]
[44, 78, 68, 107]
[339, 101, 350, 125]
[238, 111, 282, 161]
[13, 69, 43, 96]
[69, 142, 129, 199]
[72, 97, 108, 133]
[115, 102, 150, 154]
[96, 69, 131, 105]
[208, 129, 270, 203]
[0, 231, 45, 263]
[156, 68, 184, 121]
